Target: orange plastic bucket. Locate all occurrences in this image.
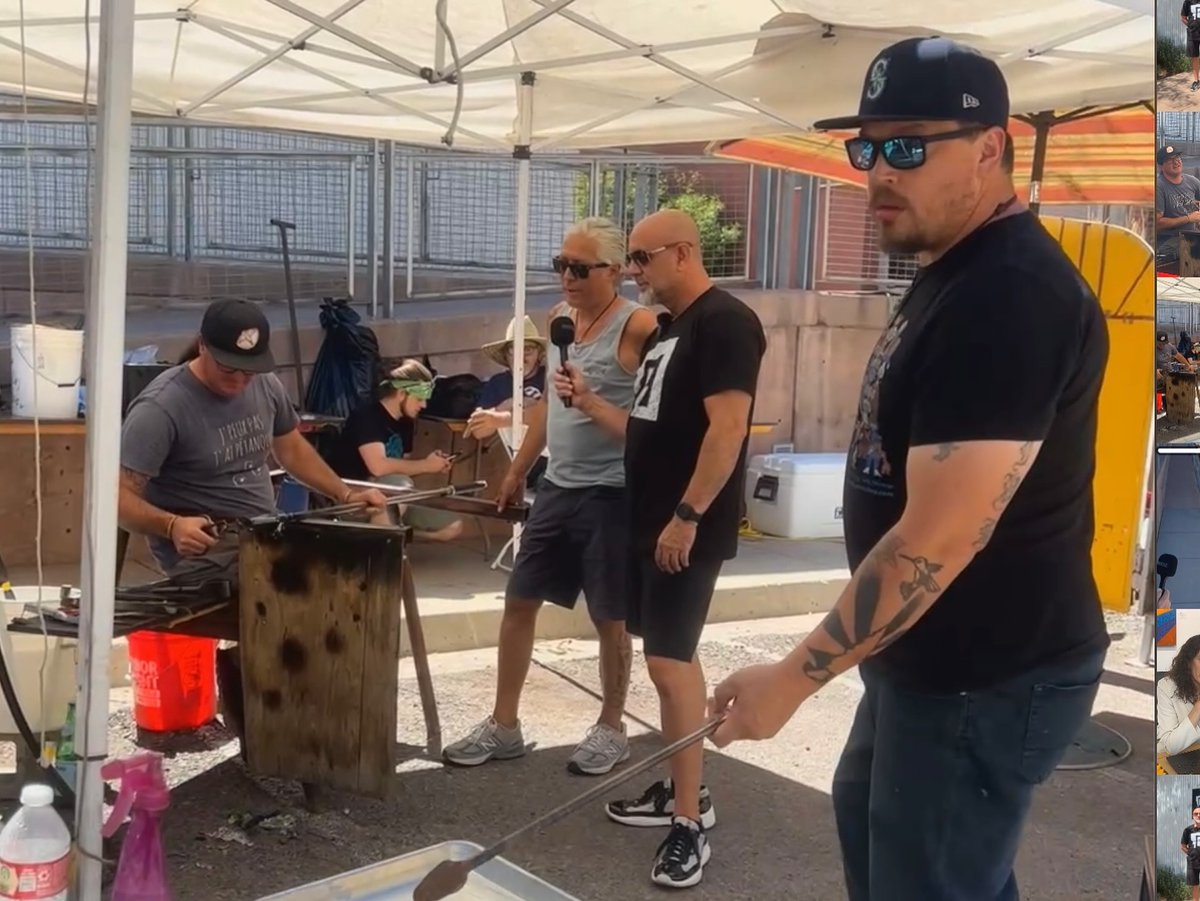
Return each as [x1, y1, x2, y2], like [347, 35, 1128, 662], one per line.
[127, 632, 217, 732]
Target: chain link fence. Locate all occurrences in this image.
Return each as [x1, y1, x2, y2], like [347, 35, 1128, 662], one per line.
[0, 111, 755, 316]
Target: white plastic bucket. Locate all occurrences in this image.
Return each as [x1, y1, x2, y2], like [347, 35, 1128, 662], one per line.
[9, 323, 83, 420]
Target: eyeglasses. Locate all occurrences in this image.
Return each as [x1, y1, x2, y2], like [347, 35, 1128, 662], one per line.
[625, 241, 692, 268]
[845, 126, 985, 172]
[552, 256, 613, 279]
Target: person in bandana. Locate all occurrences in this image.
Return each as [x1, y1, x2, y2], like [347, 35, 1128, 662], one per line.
[327, 358, 463, 541]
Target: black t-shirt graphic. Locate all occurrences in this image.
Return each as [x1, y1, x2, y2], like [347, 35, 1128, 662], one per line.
[624, 288, 766, 562]
[1184, 0, 1200, 32]
[328, 401, 412, 482]
[841, 210, 1111, 692]
[1183, 826, 1200, 867]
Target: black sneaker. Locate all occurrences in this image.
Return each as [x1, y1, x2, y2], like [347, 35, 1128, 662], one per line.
[1192, 79, 1199, 91]
[651, 817, 710, 888]
[605, 778, 716, 829]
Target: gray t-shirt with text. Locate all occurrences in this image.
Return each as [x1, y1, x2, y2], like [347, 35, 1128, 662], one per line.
[1157, 173, 1200, 246]
[120, 365, 299, 573]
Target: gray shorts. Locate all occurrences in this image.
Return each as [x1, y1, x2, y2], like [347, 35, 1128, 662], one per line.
[507, 480, 629, 622]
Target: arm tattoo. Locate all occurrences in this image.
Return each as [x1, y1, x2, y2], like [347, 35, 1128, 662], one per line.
[973, 518, 997, 551]
[932, 442, 961, 462]
[119, 466, 148, 494]
[992, 441, 1034, 512]
[800, 535, 941, 684]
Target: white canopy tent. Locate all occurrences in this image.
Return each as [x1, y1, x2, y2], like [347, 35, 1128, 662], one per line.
[0, 2, 1152, 897]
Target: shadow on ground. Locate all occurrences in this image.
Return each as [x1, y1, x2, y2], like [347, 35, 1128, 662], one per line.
[156, 737, 842, 901]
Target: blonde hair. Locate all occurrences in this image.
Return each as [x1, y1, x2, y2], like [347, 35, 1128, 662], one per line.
[566, 216, 626, 267]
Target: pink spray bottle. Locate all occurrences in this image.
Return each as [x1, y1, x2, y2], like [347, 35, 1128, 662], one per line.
[102, 752, 172, 901]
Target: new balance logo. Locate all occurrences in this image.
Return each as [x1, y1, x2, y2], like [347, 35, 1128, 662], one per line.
[962, 93, 980, 109]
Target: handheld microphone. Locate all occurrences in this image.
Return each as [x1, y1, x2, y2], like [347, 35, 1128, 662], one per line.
[549, 315, 576, 408]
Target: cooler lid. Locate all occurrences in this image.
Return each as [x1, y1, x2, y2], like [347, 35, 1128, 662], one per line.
[760, 452, 846, 475]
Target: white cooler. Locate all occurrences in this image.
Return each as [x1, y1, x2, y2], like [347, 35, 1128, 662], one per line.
[745, 452, 846, 539]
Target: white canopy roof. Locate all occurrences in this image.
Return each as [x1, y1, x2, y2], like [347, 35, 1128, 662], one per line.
[0, 1, 1152, 151]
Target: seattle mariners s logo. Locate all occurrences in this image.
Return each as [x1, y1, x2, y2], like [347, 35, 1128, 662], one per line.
[866, 57, 888, 101]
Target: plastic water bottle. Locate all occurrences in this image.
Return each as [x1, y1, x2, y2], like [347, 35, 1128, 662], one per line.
[0, 783, 71, 901]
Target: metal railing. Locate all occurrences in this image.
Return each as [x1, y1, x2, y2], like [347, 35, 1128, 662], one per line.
[0, 115, 754, 314]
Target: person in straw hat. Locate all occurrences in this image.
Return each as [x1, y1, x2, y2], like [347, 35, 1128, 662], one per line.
[465, 315, 548, 441]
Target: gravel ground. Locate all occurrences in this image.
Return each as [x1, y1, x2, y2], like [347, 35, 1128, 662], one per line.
[89, 610, 1152, 901]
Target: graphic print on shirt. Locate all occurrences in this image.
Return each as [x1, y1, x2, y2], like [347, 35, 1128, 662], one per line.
[1190, 829, 1200, 854]
[630, 336, 680, 423]
[847, 316, 908, 496]
[1190, 2, 1200, 28]
[214, 412, 273, 488]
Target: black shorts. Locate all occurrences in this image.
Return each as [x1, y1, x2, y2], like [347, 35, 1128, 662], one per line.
[507, 480, 628, 621]
[1189, 864, 1200, 886]
[1190, 30, 1200, 58]
[626, 553, 723, 662]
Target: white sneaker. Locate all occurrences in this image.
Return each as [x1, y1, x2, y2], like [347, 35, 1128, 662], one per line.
[567, 722, 630, 775]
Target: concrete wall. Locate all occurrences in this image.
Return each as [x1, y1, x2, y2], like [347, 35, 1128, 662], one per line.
[0, 289, 887, 567]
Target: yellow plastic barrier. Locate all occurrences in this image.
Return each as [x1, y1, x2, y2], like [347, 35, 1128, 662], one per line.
[1041, 215, 1153, 612]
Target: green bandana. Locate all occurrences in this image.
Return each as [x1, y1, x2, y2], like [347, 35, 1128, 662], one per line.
[383, 378, 434, 400]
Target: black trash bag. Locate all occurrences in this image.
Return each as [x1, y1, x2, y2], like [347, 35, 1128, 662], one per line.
[303, 298, 382, 419]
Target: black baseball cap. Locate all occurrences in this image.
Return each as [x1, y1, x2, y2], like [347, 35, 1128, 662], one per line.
[1159, 145, 1184, 165]
[813, 37, 1009, 131]
[199, 299, 276, 373]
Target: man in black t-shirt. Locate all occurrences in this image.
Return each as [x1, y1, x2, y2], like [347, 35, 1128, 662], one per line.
[709, 38, 1110, 901]
[1183, 807, 1200, 899]
[1184, 0, 1200, 91]
[554, 208, 765, 889]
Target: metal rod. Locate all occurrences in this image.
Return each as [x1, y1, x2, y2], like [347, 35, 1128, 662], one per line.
[406, 153, 416, 299]
[367, 140, 380, 318]
[274, 481, 487, 522]
[263, 0, 426, 77]
[383, 140, 396, 316]
[270, 218, 305, 404]
[346, 159, 356, 297]
[476, 718, 723, 868]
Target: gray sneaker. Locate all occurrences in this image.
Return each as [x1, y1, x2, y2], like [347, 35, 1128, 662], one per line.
[442, 717, 526, 767]
[567, 723, 630, 775]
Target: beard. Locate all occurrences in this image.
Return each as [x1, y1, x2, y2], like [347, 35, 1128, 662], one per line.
[637, 286, 657, 306]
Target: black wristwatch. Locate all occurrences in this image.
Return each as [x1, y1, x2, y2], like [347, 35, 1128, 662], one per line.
[675, 502, 702, 524]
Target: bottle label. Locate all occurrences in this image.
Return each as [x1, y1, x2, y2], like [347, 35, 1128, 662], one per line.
[0, 852, 70, 899]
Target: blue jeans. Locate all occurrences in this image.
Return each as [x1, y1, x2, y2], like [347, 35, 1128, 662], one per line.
[831, 651, 1105, 901]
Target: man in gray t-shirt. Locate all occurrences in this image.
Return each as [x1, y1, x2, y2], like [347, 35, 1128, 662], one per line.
[1157, 145, 1200, 272]
[119, 299, 385, 583]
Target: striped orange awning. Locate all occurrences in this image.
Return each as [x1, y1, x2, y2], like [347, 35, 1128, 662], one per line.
[712, 107, 1153, 206]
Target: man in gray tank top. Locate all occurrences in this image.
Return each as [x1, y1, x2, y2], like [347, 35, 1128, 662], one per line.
[443, 217, 658, 776]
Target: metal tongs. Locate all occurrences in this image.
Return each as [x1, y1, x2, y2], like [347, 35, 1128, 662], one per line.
[245, 480, 489, 535]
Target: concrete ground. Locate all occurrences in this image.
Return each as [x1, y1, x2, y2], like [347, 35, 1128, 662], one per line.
[1158, 71, 1200, 112]
[129, 610, 1153, 901]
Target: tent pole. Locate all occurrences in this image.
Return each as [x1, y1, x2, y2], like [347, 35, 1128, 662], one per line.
[76, 1, 134, 897]
[1026, 112, 1053, 215]
[510, 72, 535, 552]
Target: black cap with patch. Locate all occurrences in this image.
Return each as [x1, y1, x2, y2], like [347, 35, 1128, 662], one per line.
[1159, 145, 1184, 165]
[813, 37, 1009, 131]
[199, 299, 276, 374]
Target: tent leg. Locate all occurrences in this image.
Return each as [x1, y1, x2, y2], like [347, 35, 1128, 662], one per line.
[76, 2, 134, 898]
[1027, 113, 1052, 215]
[509, 72, 535, 556]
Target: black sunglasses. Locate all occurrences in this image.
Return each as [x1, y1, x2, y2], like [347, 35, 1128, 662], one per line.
[553, 256, 613, 279]
[625, 241, 691, 268]
[845, 125, 985, 172]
